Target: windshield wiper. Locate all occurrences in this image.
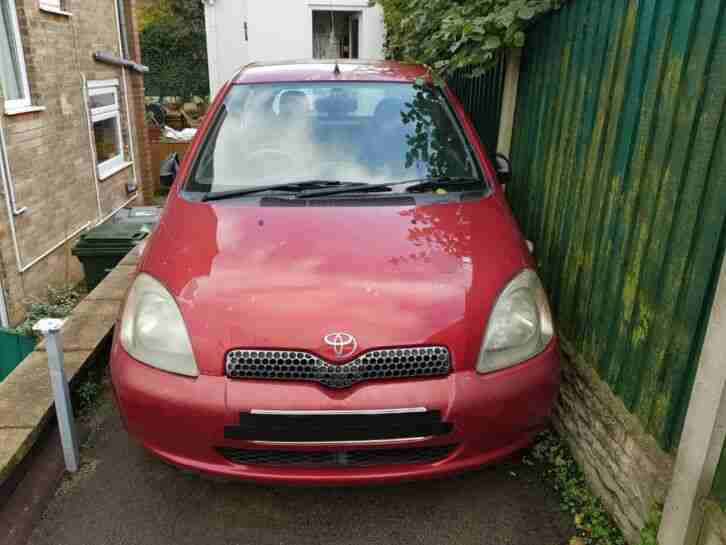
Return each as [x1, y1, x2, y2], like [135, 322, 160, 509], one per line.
[404, 176, 483, 193]
[202, 180, 357, 202]
[296, 176, 483, 199]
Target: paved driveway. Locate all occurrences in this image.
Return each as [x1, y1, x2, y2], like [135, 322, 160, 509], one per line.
[28, 391, 573, 545]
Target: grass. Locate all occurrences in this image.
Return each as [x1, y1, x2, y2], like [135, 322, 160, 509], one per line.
[526, 430, 661, 545]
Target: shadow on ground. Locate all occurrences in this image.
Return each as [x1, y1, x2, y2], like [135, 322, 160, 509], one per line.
[27, 388, 574, 545]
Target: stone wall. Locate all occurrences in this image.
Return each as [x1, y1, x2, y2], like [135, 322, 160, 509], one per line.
[0, 0, 151, 325]
[554, 347, 675, 544]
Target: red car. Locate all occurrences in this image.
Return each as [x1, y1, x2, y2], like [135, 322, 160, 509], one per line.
[111, 60, 559, 484]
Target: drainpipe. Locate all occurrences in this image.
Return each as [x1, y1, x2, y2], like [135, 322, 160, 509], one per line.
[658, 253, 726, 545]
[113, 0, 139, 196]
[0, 95, 29, 274]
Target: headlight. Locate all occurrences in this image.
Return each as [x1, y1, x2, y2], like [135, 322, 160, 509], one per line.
[120, 273, 199, 377]
[476, 269, 554, 374]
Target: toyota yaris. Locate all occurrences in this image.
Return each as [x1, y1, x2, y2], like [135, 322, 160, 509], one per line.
[111, 60, 560, 484]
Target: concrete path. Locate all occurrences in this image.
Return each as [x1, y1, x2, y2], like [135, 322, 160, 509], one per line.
[26, 389, 574, 545]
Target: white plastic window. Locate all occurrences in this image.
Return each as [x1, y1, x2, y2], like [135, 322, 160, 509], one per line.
[0, 0, 31, 111]
[39, 0, 62, 10]
[88, 80, 125, 179]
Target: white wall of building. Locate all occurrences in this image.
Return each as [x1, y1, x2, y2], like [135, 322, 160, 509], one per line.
[204, 0, 249, 97]
[204, 0, 386, 95]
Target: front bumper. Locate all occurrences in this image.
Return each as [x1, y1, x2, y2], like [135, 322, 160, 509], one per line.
[110, 341, 560, 485]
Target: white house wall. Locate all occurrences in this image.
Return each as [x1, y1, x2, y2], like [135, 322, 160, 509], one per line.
[205, 0, 249, 96]
[205, 0, 385, 95]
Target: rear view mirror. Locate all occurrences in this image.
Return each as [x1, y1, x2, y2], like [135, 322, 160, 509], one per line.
[495, 153, 512, 184]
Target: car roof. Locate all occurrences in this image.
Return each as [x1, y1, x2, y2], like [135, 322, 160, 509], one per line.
[233, 59, 432, 85]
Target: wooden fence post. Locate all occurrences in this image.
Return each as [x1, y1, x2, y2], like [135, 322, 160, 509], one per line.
[496, 48, 522, 158]
[659, 254, 726, 545]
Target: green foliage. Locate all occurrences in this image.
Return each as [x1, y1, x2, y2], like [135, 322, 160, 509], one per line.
[74, 366, 105, 415]
[401, 83, 453, 177]
[140, 0, 209, 101]
[76, 379, 102, 412]
[377, 0, 566, 76]
[13, 285, 86, 338]
[528, 431, 662, 545]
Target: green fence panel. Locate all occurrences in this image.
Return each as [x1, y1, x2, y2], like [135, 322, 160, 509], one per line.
[508, 0, 726, 452]
[447, 54, 506, 155]
[0, 328, 36, 382]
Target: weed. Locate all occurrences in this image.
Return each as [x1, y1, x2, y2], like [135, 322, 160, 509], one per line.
[12, 284, 86, 337]
[72, 364, 108, 417]
[528, 430, 662, 545]
[76, 379, 102, 412]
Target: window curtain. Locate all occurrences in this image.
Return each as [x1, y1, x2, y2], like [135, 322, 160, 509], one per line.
[0, 2, 24, 100]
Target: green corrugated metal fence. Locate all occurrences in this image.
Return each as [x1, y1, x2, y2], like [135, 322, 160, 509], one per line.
[447, 54, 506, 154]
[508, 0, 726, 452]
[0, 328, 36, 382]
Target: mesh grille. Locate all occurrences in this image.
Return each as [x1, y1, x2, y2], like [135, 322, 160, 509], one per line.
[225, 346, 451, 389]
[216, 444, 458, 468]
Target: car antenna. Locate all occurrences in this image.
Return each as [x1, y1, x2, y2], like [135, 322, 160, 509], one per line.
[334, 60, 341, 75]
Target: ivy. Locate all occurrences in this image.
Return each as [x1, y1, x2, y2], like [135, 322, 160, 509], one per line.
[377, 0, 567, 76]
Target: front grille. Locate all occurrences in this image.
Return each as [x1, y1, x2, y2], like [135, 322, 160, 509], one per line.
[216, 444, 458, 468]
[225, 346, 451, 389]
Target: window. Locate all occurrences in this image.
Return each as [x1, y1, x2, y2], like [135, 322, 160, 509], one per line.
[40, 0, 62, 10]
[0, 0, 31, 110]
[186, 82, 482, 194]
[88, 80, 125, 179]
[39, 0, 71, 16]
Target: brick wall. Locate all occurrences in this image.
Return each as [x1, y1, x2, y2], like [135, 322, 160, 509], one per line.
[0, 0, 150, 325]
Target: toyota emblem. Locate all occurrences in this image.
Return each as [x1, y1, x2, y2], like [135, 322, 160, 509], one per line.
[323, 332, 358, 359]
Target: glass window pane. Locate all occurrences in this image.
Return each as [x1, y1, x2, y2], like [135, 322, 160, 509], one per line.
[0, 3, 26, 101]
[187, 82, 481, 193]
[93, 117, 121, 163]
[90, 92, 116, 110]
[40, 0, 62, 10]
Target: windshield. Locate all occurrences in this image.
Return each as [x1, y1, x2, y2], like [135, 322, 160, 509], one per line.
[185, 82, 483, 194]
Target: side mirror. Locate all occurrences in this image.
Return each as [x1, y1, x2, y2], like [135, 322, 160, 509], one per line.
[495, 153, 512, 184]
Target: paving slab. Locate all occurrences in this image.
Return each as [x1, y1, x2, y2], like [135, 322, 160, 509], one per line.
[117, 240, 146, 267]
[0, 351, 90, 428]
[0, 245, 136, 491]
[36, 299, 119, 353]
[0, 428, 39, 486]
[85, 264, 136, 302]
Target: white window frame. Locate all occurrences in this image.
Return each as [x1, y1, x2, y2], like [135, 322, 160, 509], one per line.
[88, 79, 126, 180]
[2, 0, 32, 111]
[39, 0, 72, 17]
[39, 0, 61, 10]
